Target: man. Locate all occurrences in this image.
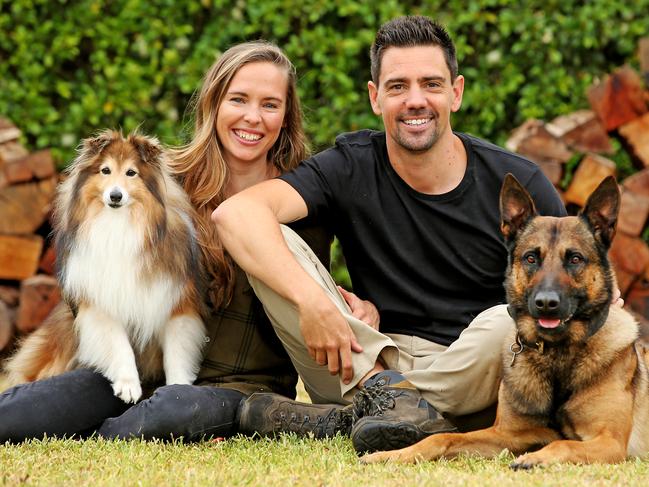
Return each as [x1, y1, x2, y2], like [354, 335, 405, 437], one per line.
[212, 16, 566, 454]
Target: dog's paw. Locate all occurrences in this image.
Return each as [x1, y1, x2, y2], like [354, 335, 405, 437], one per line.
[510, 453, 547, 470]
[359, 451, 391, 464]
[112, 377, 142, 404]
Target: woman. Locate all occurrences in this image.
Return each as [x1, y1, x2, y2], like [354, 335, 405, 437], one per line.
[0, 41, 330, 442]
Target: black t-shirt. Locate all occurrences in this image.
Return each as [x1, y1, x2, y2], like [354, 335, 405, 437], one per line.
[280, 130, 567, 345]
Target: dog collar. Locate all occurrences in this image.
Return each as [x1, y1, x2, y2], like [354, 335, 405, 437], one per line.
[509, 332, 544, 366]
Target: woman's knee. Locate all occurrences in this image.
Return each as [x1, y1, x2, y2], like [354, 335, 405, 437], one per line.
[97, 385, 246, 442]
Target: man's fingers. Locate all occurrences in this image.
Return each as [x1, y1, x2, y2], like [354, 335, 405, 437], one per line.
[339, 346, 354, 384]
[315, 349, 327, 366]
[327, 349, 340, 376]
[350, 333, 363, 353]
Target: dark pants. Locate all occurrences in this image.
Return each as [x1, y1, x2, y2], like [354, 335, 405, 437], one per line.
[0, 369, 245, 443]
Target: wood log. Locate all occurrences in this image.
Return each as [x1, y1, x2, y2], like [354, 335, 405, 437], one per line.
[622, 168, 649, 196]
[0, 141, 29, 165]
[609, 233, 649, 294]
[546, 110, 614, 154]
[506, 119, 573, 163]
[618, 112, 649, 168]
[587, 65, 648, 132]
[16, 274, 61, 333]
[0, 118, 21, 145]
[0, 284, 20, 307]
[626, 270, 649, 322]
[618, 188, 649, 237]
[0, 176, 57, 234]
[3, 157, 33, 184]
[39, 245, 57, 275]
[536, 160, 563, 187]
[0, 299, 13, 351]
[564, 154, 617, 207]
[0, 234, 44, 280]
[24, 150, 55, 179]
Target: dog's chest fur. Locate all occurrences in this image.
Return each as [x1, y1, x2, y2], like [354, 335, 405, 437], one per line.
[502, 307, 640, 437]
[62, 209, 182, 342]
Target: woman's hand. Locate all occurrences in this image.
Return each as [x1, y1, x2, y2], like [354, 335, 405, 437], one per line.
[338, 286, 380, 330]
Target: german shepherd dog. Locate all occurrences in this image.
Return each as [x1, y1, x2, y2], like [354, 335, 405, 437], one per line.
[4, 131, 207, 404]
[362, 175, 649, 468]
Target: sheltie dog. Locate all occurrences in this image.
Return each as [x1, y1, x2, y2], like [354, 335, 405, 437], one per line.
[4, 130, 207, 403]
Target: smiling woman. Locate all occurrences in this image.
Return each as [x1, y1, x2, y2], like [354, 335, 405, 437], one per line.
[216, 62, 288, 176]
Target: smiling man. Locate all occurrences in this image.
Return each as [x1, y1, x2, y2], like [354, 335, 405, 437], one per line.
[212, 16, 566, 454]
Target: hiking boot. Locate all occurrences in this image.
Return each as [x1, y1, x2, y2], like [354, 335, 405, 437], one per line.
[350, 370, 457, 454]
[238, 392, 354, 439]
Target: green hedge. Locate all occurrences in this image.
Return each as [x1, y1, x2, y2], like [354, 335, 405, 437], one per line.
[1, 0, 647, 166]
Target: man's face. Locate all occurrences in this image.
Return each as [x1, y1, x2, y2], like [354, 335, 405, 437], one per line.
[368, 45, 464, 154]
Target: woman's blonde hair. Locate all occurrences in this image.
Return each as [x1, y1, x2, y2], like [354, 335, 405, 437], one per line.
[169, 41, 309, 307]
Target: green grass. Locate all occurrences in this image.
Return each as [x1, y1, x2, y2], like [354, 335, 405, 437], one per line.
[1, 436, 649, 486]
[2, 380, 648, 485]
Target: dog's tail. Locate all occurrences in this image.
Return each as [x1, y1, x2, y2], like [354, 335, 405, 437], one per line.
[3, 302, 78, 386]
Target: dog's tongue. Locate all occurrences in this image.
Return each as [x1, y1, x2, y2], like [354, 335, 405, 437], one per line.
[538, 318, 561, 329]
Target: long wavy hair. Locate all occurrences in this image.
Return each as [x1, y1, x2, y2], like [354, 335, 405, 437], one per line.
[169, 41, 309, 308]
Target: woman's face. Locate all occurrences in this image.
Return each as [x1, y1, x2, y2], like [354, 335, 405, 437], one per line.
[216, 61, 288, 170]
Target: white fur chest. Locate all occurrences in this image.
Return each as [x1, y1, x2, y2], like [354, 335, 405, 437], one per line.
[62, 209, 181, 343]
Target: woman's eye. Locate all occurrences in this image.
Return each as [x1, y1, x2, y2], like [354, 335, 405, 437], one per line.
[100, 167, 110, 175]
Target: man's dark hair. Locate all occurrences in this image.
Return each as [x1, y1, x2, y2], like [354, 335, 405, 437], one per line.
[370, 16, 458, 84]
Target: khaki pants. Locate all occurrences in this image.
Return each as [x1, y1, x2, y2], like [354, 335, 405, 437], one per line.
[247, 225, 514, 417]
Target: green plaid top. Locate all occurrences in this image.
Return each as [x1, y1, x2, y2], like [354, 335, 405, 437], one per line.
[195, 223, 332, 398]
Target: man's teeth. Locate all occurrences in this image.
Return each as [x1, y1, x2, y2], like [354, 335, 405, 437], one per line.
[403, 119, 429, 126]
[235, 130, 262, 141]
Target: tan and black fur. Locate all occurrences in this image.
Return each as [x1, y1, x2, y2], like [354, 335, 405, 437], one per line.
[362, 175, 649, 468]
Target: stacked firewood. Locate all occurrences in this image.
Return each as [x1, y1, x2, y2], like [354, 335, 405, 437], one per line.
[507, 37, 649, 321]
[0, 118, 60, 354]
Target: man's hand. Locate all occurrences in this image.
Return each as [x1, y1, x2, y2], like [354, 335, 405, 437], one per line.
[298, 294, 363, 385]
[338, 286, 380, 330]
[612, 286, 625, 308]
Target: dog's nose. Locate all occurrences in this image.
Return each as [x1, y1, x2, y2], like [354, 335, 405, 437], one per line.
[534, 290, 560, 314]
[110, 190, 122, 203]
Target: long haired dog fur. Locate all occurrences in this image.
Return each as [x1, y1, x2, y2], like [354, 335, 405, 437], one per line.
[5, 131, 207, 403]
[362, 175, 649, 468]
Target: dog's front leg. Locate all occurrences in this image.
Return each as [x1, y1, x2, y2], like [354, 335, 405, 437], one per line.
[75, 305, 142, 403]
[161, 312, 207, 385]
[511, 431, 628, 469]
[361, 424, 561, 464]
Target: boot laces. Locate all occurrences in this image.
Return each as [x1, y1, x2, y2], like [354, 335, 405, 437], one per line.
[352, 384, 396, 419]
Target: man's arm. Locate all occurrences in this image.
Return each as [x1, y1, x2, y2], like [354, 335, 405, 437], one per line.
[211, 178, 362, 383]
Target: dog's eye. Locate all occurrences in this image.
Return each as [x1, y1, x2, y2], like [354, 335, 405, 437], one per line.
[100, 167, 110, 175]
[569, 254, 584, 265]
[524, 253, 537, 265]
[126, 169, 137, 177]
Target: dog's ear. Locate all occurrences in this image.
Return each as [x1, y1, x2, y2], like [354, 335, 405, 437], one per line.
[500, 173, 537, 242]
[128, 134, 163, 167]
[79, 130, 120, 159]
[580, 176, 620, 249]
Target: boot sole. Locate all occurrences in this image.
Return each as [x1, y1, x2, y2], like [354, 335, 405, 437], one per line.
[351, 418, 457, 455]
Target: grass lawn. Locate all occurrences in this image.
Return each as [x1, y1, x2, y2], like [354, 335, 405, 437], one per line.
[1, 436, 649, 486]
[2, 380, 649, 485]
